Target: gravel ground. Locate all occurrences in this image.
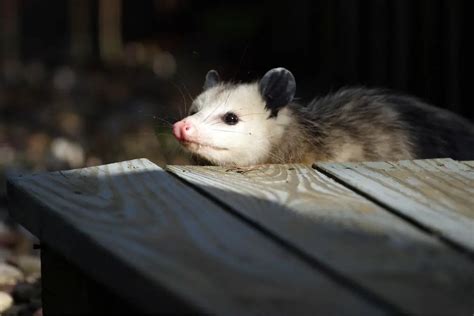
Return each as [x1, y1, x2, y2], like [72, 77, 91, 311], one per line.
[0, 216, 41, 315]
[1, 62, 194, 315]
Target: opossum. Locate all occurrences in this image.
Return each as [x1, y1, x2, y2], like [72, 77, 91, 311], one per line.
[172, 67, 474, 166]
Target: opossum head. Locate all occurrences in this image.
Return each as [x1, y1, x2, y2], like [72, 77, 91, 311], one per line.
[173, 68, 296, 166]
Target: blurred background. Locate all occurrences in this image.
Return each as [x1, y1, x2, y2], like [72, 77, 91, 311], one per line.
[0, 0, 473, 313]
[1, 0, 473, 176]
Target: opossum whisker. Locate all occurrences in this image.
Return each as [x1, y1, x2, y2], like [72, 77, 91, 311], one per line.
[153, 116, 174, 127]
[201, 46, 247, 124]
[171, 67, 474, 167]
[205, 116, 222, 124]
[203, 88, 234, 124]
[238, 112, 267, 117]
[181, 82, 194, 103]
[205, 44, 248, 124]
[153, 132, 175, 137]
[174, 75, 194, 103]
[230, 43, 248, 82]
[171, 81, 189, 118]
[209, 121, 222, 126]
[209, 129, 248, 134]
[206, 112, 267, 126]
[154, 124, 174, 130]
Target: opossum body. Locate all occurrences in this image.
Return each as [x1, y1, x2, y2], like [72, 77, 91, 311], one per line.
[173, 68, 474, 166]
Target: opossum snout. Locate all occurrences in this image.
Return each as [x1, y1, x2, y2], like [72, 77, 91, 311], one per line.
[173, 119, 195, 141]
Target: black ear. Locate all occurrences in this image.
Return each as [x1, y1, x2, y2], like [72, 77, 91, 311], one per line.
[203, 70, 220, 90]
[259, 67, 296, 117]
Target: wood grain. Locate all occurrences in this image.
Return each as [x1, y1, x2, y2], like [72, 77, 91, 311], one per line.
[7, 159, 383, 316]
[462, 160, 474, 168]
[168, 163, 474, 316]
[316, 158, 474, 252]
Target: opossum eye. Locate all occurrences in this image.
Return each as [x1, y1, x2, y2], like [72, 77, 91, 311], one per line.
[189, 109, 197, 115]
[222, 112, 239, 125]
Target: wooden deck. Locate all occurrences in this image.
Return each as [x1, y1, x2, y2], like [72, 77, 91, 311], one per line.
[6, 158, 474, 315]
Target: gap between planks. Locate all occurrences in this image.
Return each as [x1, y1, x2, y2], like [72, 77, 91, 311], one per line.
[314, 164, 474, 260]
[166, 168, 407, 315]
[167, 163, 474, 316]
[315, 158, 474, 260]
[7, 159, 389, 316]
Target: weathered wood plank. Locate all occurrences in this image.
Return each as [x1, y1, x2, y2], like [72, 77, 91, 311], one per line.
[462, 160, 474, 168]
[7, 159, 384, 316]
[168, 164, 474, 316]
[316, 158, 474, 252]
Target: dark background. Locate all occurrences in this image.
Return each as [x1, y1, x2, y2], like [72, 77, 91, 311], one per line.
[17, 0, 474, 115]
[1, 0, 473, 174]
[1, 1, 472, 314]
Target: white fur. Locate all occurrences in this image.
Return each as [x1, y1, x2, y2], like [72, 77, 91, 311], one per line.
[183, 83, 292, 166]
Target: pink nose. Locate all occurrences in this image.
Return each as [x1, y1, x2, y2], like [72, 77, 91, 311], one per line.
[173, 120, 194, 141]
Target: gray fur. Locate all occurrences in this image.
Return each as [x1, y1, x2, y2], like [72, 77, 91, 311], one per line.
[274, 88, 474, 163]
[185, 68, 474, 166]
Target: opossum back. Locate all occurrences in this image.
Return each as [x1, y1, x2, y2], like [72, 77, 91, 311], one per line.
[294, 88, 474, 160]
[385, 94, 474, 160]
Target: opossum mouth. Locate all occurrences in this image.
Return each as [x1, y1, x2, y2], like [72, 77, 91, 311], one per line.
[181, 140, 228, 151]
